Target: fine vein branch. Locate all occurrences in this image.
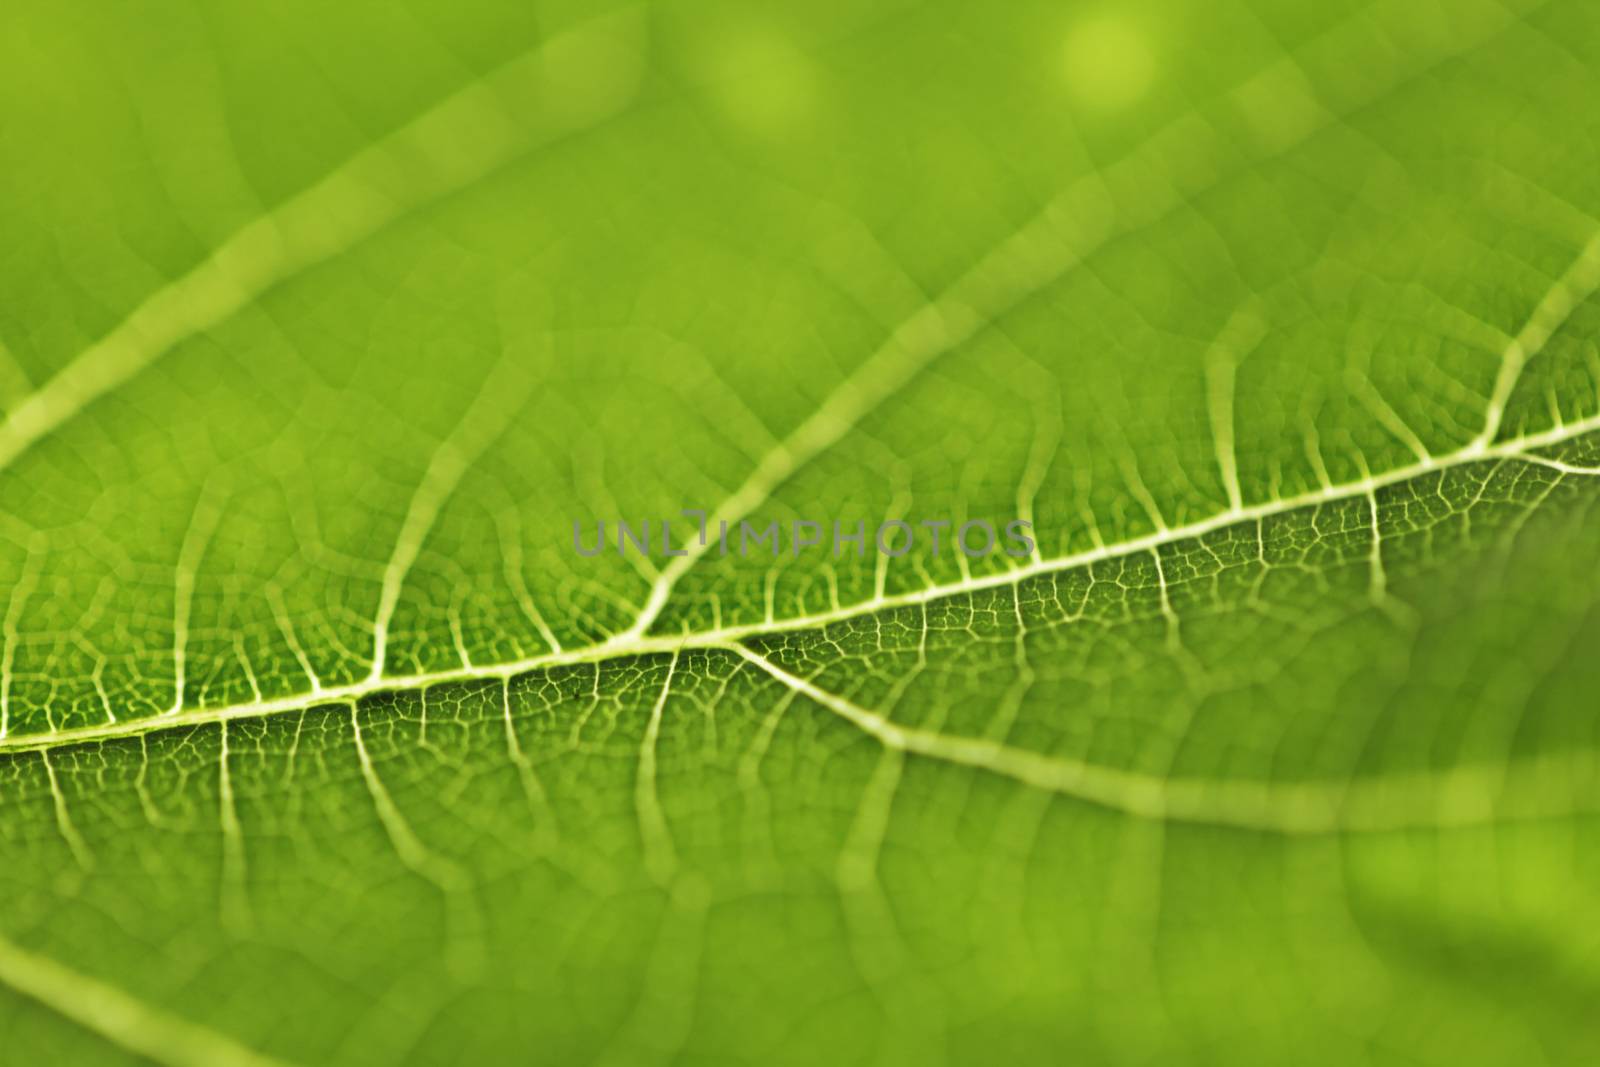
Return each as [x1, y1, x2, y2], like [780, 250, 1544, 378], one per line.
[730, 645, 1600, 834]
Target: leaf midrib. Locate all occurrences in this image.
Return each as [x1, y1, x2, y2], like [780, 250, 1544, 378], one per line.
[3, 412, 1595, 757]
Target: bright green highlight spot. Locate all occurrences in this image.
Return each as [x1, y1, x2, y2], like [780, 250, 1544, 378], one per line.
[696, 23, 817, 133]
[1063, 13, 1157, 112]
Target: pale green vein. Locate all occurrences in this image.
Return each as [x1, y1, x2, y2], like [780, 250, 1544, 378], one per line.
[1204, 301, 1267, 513]
[0, 534, 44, 741]
[0, 932, 292, 1067]
[730, 644, 1600, 835]
[40, 750, 92, 870]
[367, 359, 538, 682]
[348, 702, 483, 979]
[1474, 225, 1600, 449]
[635, 650, 681, 888]
[0, 10, 644, 475]
[168, 478, 228, 716]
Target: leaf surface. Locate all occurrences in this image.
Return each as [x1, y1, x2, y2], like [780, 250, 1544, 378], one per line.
[3, 1, 1600, 1064]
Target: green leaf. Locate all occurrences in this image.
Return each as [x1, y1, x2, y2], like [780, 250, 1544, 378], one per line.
[3, 0, 1600, 1063]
